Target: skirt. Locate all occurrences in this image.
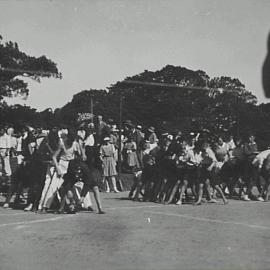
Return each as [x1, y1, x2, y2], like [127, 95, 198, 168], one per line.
[103, 156, 117, 177]
[38, 159, 68, 209]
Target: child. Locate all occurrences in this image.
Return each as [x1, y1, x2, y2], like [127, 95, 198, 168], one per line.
[196, 142, 228, 205]
[100, 137, 119, 193]
[123, 136, 140, 173]
[58, 159, 105, 214]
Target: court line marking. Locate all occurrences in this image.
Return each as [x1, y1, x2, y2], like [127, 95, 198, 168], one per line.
[107, 205, 166, 210]
[145, 211, 270, 231]
[0, 212, 29, 217]
[0, 216, 69, 228]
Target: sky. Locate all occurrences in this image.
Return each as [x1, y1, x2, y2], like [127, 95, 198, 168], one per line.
[0, 0, 270, 111]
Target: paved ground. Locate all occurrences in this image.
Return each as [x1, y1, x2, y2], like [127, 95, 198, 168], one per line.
[0, 192, 270, 270]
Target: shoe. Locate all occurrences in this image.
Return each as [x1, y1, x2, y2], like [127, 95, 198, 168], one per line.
[55, 209, 64, 214]
[38, 208, 48, 214]
[67, 204, 77, 214]
[207, 199, 218, 203]
[105, 190, 110, 193]
[194, 201, 202, 205]
[87, 206, 94, 212]
[14, 198, 25, 205]
[113, 189, 120, 193]
[3, 203, 9, 208]
[24, 204, 33, 212]
[243, 195, 251, 201]
[257, 197, 264, 202]
[98, 210, 106, 214]
[176, 200, 182, 205]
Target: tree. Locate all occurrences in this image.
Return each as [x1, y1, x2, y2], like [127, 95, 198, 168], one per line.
[54, 89, 117, 126]
[0, 35, 61, 100]
[108, 65, 258, 136]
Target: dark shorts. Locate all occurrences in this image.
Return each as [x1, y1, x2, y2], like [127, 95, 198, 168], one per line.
[159, 159, 177, 183]
[141, 165, 158, 184]
[63, 160, 98, 191]
[200, 166, 221, 186]
[175, 164, 197, 184]
[221, 160, 245, 179]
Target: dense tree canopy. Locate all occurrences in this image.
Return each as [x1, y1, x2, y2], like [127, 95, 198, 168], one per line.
[0, 35, 61, 100]
[51, 64, 270, 148]
[107, 65, 258, 133]
[1, 62, 270, 148]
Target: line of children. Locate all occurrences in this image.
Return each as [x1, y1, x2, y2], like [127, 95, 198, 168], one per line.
[129, 132, 270, 205]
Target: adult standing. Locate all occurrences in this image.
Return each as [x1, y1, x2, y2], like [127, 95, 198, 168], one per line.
[95, 115, 108, 145]
[129, 124, 144, 168]
[2, 126, 21, 209]
[2, 126, 17, 179]
[147, 127, 158, 151]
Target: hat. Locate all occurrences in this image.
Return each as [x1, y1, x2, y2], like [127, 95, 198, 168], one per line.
[103, 137, 111, 141]
[162, 132, 169, 137]
[124, 120, 133, 126]
[111, 126, 119, 132]
[136, 125, 142, 130]
[27, 126, 35, 132]
[88, 123, 94, 129]
[148, 127, 155, 133]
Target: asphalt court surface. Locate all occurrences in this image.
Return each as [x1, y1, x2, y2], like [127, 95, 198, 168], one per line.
[0, 192, 270, 270]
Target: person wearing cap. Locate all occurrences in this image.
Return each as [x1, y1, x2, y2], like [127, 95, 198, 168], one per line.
[100, 137, 119, 193]
[123, 135, 140, 173]
[95, 115, 108, 145]
[109, 126, 119, 148]
[128, 124, 144, 168]
[146, 127, 158, 151]
[187, 132, 200, 151]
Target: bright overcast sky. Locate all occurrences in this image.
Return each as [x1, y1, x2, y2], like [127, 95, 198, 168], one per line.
[0, 0, 270, 110]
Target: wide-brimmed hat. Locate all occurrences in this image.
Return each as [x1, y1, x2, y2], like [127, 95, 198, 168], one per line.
[148, 127, 155, 133]
[124, 120, 132, 126]
[111, 126, 119, 132]
[87, 122, 94, 129]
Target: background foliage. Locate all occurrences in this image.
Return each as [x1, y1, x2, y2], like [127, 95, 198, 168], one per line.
[1, 36, 270, 148]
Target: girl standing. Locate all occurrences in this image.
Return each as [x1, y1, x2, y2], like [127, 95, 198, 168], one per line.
[100, 137, 119, 193]
[123, 136, 140, 172]
[38, 130, 80, 212]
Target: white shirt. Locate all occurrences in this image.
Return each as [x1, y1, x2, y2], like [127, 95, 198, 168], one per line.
[77, 130, 86, 140]
[84, 134, 95, 147]
[2, 134, 17, 149]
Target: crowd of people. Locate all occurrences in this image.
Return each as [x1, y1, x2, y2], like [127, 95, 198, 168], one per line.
[0, 115, 270, 215]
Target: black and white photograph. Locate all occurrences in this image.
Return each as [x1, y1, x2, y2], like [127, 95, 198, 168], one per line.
[0, 0, 270, 269]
